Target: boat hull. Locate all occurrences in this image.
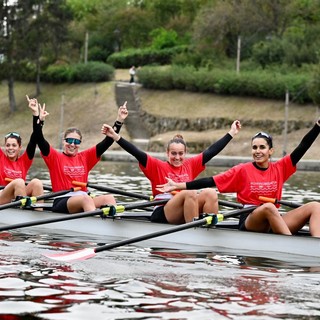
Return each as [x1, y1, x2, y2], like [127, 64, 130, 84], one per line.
[1, 207, 320, 260]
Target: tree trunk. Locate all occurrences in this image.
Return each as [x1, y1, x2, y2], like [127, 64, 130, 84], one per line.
[36, 47, 41, 96]
[8, 76, 16, 113]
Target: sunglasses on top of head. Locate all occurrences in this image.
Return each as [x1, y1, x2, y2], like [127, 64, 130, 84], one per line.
[5, 132, 21, 139]
[64, 138, 81, 145]
[252, 131, 272, 140]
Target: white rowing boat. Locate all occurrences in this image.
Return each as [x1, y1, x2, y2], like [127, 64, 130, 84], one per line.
[0, 206, 319, 261]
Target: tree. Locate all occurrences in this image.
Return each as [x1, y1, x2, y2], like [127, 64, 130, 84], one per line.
[0, 0, 72, 111]
[25, 0, 73, 95]
[0, 0, 33, 112]
[192, 0, 298, 61]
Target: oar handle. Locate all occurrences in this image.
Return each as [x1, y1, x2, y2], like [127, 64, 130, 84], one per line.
[259, 196, 301, 208]
[259, 196, 276, 204]
[72, 181, 87, 188]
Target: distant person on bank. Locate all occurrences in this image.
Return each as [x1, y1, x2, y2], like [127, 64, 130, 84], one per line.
[129, 66, 136, 83]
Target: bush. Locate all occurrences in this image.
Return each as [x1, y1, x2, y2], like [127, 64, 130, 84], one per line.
[150, 28, 179, 50]
[42, 62, 114, 83]
[107, 46, 187, 68]
[138, 65, 312, 103]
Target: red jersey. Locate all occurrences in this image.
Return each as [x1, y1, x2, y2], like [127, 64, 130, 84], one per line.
[41, 146, 99, 192]
[214, 155, 296, 206]
[140, 153, 205, 196]
[0, 149, 32, 185]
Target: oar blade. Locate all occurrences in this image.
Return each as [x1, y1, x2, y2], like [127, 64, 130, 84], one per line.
[45, 248, 96, 262]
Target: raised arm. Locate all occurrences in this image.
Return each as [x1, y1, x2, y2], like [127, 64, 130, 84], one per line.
[96, 102, 128, 157]
[202, 120, 241, 165]
[25, 95, 38, 160]
[290, 118, 320, 166]
[27, 96, 50, 156]
[101, 124, 148, 167]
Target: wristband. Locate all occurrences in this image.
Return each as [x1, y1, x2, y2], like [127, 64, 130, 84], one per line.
[113, 121, 122, 133]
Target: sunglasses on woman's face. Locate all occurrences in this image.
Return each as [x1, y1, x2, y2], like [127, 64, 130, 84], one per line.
[64, 138, 81, 145]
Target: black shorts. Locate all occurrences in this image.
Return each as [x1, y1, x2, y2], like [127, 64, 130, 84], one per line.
[150, 206, 168, 223]
[52, 197, 70, 213]
[238, 212, 250, 231]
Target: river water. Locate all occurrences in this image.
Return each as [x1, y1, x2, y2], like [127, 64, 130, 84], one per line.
[1, 158, 320, 320]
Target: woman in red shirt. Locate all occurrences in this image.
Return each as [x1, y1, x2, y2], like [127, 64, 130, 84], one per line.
[101, 118, 241, 224]
[0, 97, 44, 204]
[31, 99, 128, 214]
[156, 118, 320, 236]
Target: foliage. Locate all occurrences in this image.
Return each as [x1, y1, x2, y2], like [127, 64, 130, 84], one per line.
[252, 39, 286, 68]
[3, 0, 320, 110]
[138, 65, 311, 103]
[150, 28, 179, 49]
[307, 64, 320, 105]
[42, 62, 114, 83]
[107, 46, 187, 68]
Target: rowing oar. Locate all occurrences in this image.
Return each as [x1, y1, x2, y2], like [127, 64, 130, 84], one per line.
[72, 181, 153, 201]
[0, 199, 169, 232]
[0, 187, 81, 211]
[218, 199, 243, 209]
[259, 196, 302, 208]
[44, 205, 257, 262]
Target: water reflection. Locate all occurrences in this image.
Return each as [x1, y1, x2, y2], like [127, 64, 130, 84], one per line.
[1, 233, 320, 320]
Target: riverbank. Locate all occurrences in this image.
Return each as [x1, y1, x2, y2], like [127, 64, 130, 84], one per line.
[0, 75, 319, 166]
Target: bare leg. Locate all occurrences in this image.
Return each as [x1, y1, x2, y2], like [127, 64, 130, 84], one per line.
[283, 201, 320, 237]
[66, 194, 117, 214]
[26, 178, 44, 197]
[245, 203, 291, 235]
[0, 179, 26, 205]
[93, 194, 116, 208]
[26, 178, 44, 211]
[197, 188, 218, 214]
[67, 194, 97, 213]
[164, 190, 198, 224]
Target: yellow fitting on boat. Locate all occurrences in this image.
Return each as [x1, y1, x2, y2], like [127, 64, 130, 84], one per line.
[216, 214, 224, 222]
[20, 198, 27, 206]
[115, 205, 125, 213]
[30, 196, 37, 204]
[205, 216, 213, 225]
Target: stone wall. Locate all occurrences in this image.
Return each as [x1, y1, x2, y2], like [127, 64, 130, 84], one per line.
[140, 110, 312, 136]
[121, 84, 314, 153]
